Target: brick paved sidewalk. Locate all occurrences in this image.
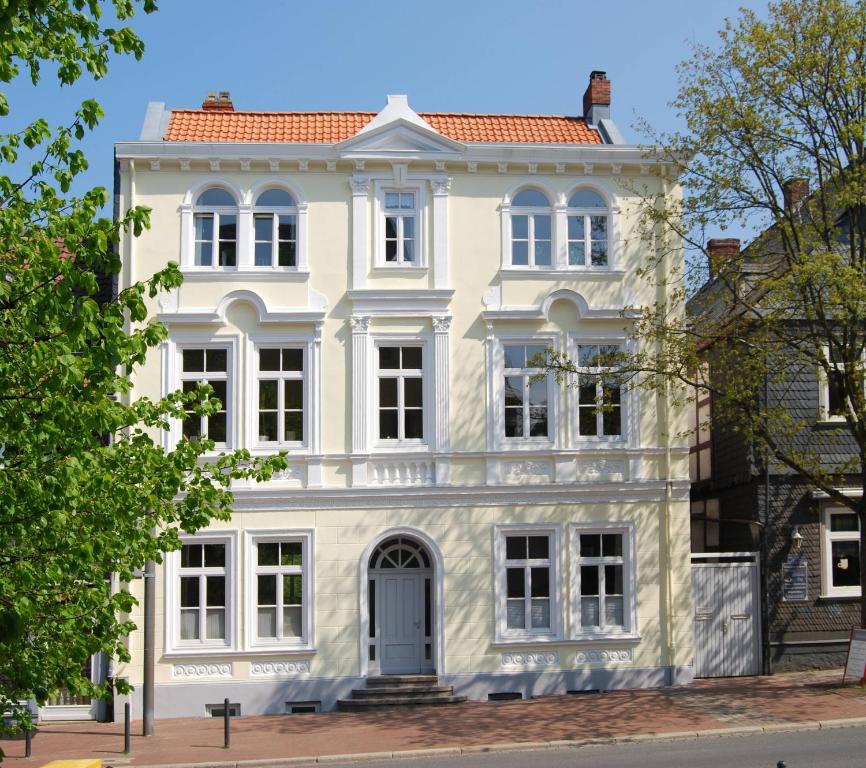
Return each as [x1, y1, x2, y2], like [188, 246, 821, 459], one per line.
[3, 671, 866, 767]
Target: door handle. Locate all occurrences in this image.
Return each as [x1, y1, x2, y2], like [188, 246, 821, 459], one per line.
[414, 619, 421, 628]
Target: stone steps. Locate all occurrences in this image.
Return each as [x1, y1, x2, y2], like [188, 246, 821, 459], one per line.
[337, 674, 467, 711]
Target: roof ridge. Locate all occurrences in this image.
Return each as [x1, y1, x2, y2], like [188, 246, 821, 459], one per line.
[169, 108, 586, 121]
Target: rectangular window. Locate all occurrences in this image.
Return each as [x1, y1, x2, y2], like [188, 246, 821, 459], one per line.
[818, 346, 860, 422]
[511, 214, 552, 267]
[822, 507, 861, 597]
[576, 344, 622, 438]
[253, 539, 305, 643]
[180, 347, 229, 446]
[193, 213, 236, 267]
[178, 539, 230, 645]
[572, 524, 636, 638]
[256, 347, 305, 445]
[496, 527, 560, 640]
[254, 213, 297, 268]
[377, 345, 424, 442]
[383, 191, 417, 264]
[567, 214, 609, 267]
[503, 344, 550, 440]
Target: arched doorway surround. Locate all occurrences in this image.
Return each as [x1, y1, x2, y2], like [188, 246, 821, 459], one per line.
[359, 528, 444, 677]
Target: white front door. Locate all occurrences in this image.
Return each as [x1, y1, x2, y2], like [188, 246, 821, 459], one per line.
[379, 572, 423, 674]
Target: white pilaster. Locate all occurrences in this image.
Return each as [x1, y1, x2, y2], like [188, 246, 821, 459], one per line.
[554, 199, 568, 269]
[350, 175, 370, 289]
[311, 325, 323, 456]
[180, 203, 192, 269]
[432, 316, 451, 451]
[237, 202, 252, 269]
[430, 177, 451, 289]
[351, 315, 370, 455]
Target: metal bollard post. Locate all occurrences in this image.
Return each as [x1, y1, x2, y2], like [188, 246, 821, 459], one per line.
[777, 762, 786, 768]
[223, 698, 230, 749]
[24, 728, 32, 759]
[124, 702, 131, 754]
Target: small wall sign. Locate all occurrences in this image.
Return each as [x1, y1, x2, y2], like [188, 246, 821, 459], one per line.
[781, 555, 808, 602]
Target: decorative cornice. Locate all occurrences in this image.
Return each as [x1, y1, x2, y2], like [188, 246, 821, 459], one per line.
[209, 158, 220, 172]
[434, 161, 446, 172]
[326, 160, 337, 172]
[250, 660, 311, 677]
[172, 662, 233, 679]
[498, 162, 508, 174]
[555, 163, 565, 174]
[583, 163, 594, 175]
[179, 158, 191, 172]
[466, 161, 477, 173]
[239, 158, 251, 172]
[346, 288, 454, 317]
[527, 162, 537, 174]
[298, 159, 309, 171]
[149, 159, 160, 171]
[575, 648, 633, 665]
[269, 159, 280, 172]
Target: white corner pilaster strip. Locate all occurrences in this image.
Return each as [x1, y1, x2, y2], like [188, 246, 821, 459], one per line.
[430, 177, 451, 289]
[350, 175, 370, 289]
[351, 316, 370, 458]
[432, 316, 451, 453]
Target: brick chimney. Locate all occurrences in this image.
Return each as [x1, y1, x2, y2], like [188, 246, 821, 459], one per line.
[782, 177, 809, 212]
[583, 70, 611, 126]
[706, 238, 740, 276]
[202, 91, 234, 111]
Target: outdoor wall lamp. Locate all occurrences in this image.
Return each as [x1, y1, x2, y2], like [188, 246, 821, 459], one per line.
[792, 526, 804, 550]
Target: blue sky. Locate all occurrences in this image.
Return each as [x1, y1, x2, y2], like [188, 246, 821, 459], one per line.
[4, 0, 764, 199]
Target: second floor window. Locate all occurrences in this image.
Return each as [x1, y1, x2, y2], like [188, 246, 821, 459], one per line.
[194, 187, 238, 267]
[377, 345, 424, 442]
[383, 191, 417, 264]
[567, 189, 609, 267]
[181, 348, 229, 445]
[503, 343, 550, 439]
[179, 540, 229, 643]
[576, 344, 622, 438]
[253, 188, 298, 268]
[510, 189, 552, 268]
[256, 347, 304, 445]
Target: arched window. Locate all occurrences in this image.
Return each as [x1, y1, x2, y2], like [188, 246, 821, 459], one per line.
[194, 187, 238, 267]
[567, 188, 609, 267]
[369, 536, 431, 569]
[253, 188, 298, 268]
[510, 188, 552, 268]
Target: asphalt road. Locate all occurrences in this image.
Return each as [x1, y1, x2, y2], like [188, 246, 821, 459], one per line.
[322, 725, 866, 768]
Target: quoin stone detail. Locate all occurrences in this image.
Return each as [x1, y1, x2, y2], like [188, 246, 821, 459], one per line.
[172, 663, 232, 679]
[250, 660, 311, 677]
[575, 648, 633, 665]
[501, 652, 559, 667]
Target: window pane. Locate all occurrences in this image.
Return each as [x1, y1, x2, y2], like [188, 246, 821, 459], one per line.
[180, 609, 199, 640]
[278, 216, 296, 240]
[602, 534, 623, 557]
[259, 348, 280, 371]
[205, 608, 225, 639]
[404, 377, 423, 407]
[580, 535, 601, 558]
[581, 565, 600, 595]
[197, 188, 235, 207]
[206, 349, 227, 372]
[568, 242, 584, 266]
[605, 564, 624, 595]
[379, 410, 398, 439]
[568, 215, 585, 239]
[829, 370, 846, 416]
[258, 542, 279, 566]
[530, 599, 550, 629]
[206, 575, 225, 606]
[400, 192, 415, 209]
[180, 576, 199, 607]
[204, 543, 225, 568]
[255, 242, 273, 267]
[283, 606, 303, 638]
[258, 574, 277, 605]
[403, 239, 415, 263]
[528, 535, 549, 560]
[512, 240, 529, 266]
[590, 215, 607, 240]
[603, 406, 622, 436]
[578, 345, 600, 366]
[534, 215, 551, 239]
[831, 541, 861, 587]
[581, 597, 600, 628]
[568, 189, 606, 208]
[195, 214, 214, 240]
[284, 574, 303, 604]
[259, 379, 278, 410]
[512, 189, 550, 207]
[525, 345, 546, 364]
[830, 513, 859, 532]
[512, 214, 529, 239]
[504, 376, 524, 406]
[505, 536, 527, 560]
[504, 345, 525, 369]
[254, 215, 272, 241]
[528, 378, 547, 406]
[284, 410, 304, 442]
[506, 567, 525, 597]
[530, 567, 549, 597]
[282, 348, 303, 371]
[506, 599, 525, 629]
[256, 188, 295, 207]
[208, 412, 227, 443]
[590, 242, 608, 267]
[385, 216, 398, 238]
[529, 407, 547, 437]
[218, 241, 236, 267]
[258, 607, 277, 638]
[183, 349, 205, 373]
[219, 215, 237, 241]
[281, 542, 302, 566]
[605, 596, 624, 627]
[278, 241, 297, 267]
[379, 377, 398, 407]
[404, 409, 423, 439]
[402, 347, 422, 369]
[258, 411, 278, 442]
[379, 346, 400, 369]
[183, 414, 201, 440]
[181, 543, 202, 568]
[504, 407, 523, 437]
[403, 216, 415, 238]
[284, 379, 303, 409]
[579, 406, 598, 436]
[534, 241, 552, 266]
[195, 241, 213, 266]
[385, 192, 400, 208]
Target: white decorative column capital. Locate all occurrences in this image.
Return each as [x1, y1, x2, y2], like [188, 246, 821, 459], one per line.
[430, 177, 452, 196]
[349, 175, 371, 195]
[432, 315, 452, 333]
[350, 315, 370, 334]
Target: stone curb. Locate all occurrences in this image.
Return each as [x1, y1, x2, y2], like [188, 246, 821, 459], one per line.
[130, 718, 866, 768]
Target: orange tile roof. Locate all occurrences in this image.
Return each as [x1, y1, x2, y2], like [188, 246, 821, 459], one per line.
[164, 110, 602, 145]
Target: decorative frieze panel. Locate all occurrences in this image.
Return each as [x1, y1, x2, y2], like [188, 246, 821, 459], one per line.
[250, 660, 311, 677]
[172, 663, 233, 679]
[574, 648, 633, 666]
[271, 465, 306, 485]
[501, 651, 559, 668]
[503, 460, 554, 484]
[368, 459, 435, 487]
[575, 459, 627, 482]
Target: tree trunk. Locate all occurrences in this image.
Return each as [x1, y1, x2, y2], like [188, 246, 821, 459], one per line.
[860, 496, 866, 629]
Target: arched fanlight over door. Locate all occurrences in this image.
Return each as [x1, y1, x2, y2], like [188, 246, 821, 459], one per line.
[369, 536, 431, 570]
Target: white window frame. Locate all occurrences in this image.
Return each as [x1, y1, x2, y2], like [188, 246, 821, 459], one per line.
[190, 187, 239, 270]
[165, 530, 238, 655]
[493, 524, 563, 643]
[491, 334, 558, 451]
[251, 342, 309, 450]
[570, 522, 639, 640]
[820, 505, 861, 598]
[373, 180, 426, 269]
[501, 341, 555, 444]
[505, 189, 554, 269]
[244, 530, 315, 653]
[566, 189, 611, 269]
[174, 341, 236, 450]
[573, 341, 627, 443]
[252, 189, 299, 270]
[817, 345, 862, 423]
[372, 338, 432, 450]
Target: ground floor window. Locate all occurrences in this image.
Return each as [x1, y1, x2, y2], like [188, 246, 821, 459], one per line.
[822, 506, 861, 597]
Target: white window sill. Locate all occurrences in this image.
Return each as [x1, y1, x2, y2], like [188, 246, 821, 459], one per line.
[816, 417, 847, 425]
[499, 439, 557, 452]
[372, 265, 429, 273]
[492, 634, 640, 647]
[243, 645, 316, 655]
[572, 438, 628, 446]
[372, 443, 431, 453]
[163, 646, 237, 658]
[569, 633, 640, 643]
[181, 268, 310, 282]
[820, 591, 861, 599]
[492, 636, 563, 646]
[251, 444, 308, 454]
[500, 268, 625, 279]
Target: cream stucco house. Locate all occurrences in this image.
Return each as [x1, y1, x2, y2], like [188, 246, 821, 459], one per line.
[105, 71, 692, 719]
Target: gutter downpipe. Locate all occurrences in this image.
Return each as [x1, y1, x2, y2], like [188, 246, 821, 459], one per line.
[761, 370, 772, 675]
[143, 558, 155, 735]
